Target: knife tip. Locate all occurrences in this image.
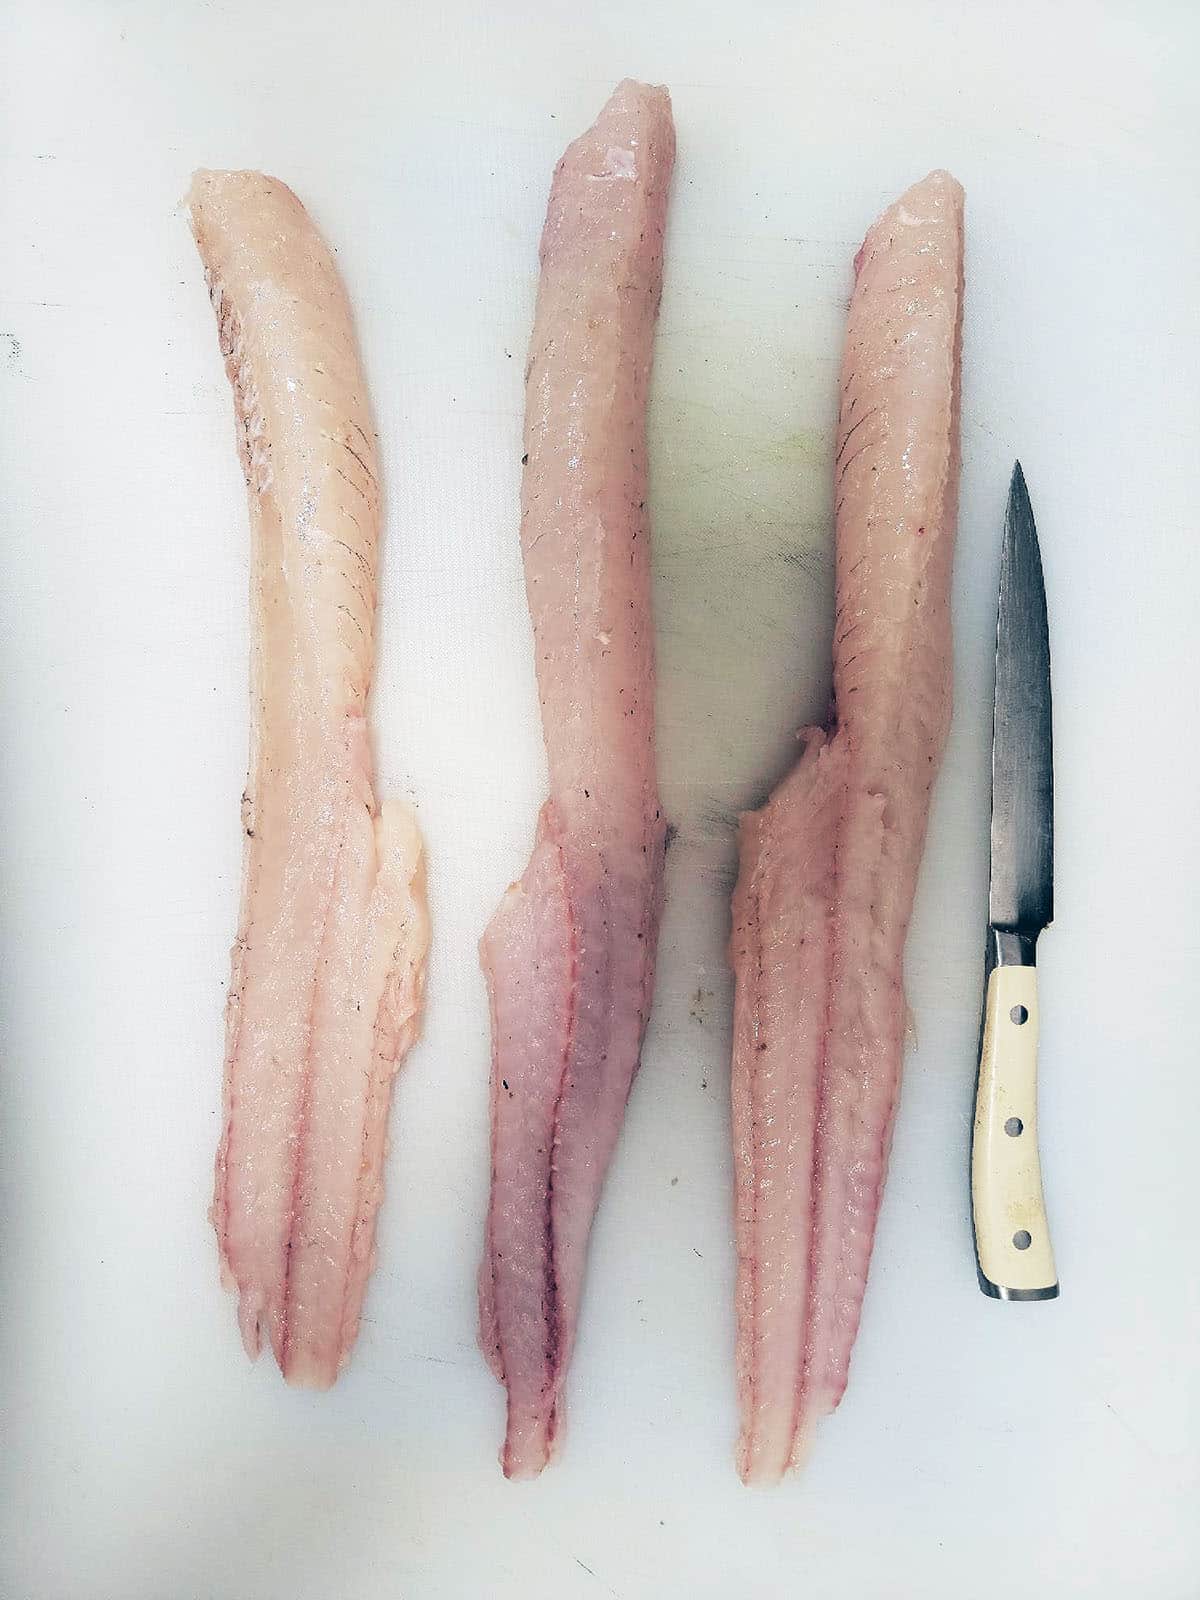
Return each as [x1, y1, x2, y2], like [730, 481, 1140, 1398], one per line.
[1006, 460, 1033, 529]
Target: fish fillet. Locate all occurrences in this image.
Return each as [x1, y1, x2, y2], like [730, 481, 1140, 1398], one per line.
[730, 170, 964, 1482]
[477, 81, 675, 1478]
[190, 170, 429, 1388]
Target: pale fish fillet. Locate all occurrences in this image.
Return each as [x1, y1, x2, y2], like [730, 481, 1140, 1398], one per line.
[190, 170, 429, 1388]
[477, 81, 675, 1478]
[730, 170, 964, 1482]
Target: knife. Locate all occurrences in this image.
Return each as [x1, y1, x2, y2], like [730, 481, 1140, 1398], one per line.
[971, 462, 1059, 1300]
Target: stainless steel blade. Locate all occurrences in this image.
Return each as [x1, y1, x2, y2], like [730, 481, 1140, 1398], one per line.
[988, 462, 1053, 934]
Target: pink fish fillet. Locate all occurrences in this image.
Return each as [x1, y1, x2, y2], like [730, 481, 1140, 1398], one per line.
[190, 171, 429, 1388]
[477, 81, 675, 1478]
[729, 171, 964, 1482]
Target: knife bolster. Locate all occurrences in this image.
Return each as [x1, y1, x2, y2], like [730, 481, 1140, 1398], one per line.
[971, 956, 1058, 1299]
[987, 927, 1038, 970]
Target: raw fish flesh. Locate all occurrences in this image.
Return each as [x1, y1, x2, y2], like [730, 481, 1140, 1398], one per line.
[191, 170, 429, 1388]
[729, 170, 964, 1481]
[477, 82, 675, 1477]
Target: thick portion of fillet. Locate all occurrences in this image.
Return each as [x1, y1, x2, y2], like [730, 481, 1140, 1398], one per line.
[191, 171, 429, 1389]
[478, 81, 674, 1478]
[730, 171, 963, 1482]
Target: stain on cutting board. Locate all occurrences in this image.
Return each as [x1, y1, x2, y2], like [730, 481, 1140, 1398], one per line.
[636, 253, 846, 1072]
[648, 272, 841, 876]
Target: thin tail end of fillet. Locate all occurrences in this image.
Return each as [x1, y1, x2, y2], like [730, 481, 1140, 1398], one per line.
[320, 796, 430, 1386]
[736, 1419, 824, 1489]
[499, 1396, 560, 1483]
[477, 807, 575, 1479]
[213, 794, 429, 1389]
[729, 727, 850, 1486]
[477, 1230, 559, 1478]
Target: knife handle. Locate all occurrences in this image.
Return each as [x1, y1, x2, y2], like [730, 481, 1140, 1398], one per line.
[971, 957, 1058, 1299]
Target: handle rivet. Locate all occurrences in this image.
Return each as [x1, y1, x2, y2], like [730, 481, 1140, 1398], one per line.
[1004, 1116, 1023, 1137]
[1012, 1230, 1032, 1250]
[1009, 1004, 1028, 1025]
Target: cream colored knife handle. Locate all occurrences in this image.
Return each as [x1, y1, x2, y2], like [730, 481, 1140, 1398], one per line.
[971, 961, 1058, 1299]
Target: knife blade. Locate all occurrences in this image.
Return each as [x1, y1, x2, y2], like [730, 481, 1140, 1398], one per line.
[989, 462, 1053, 935]
[970, 462, 1059, 1301]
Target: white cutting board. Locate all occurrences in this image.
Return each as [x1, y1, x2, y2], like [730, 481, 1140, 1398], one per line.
[2, 3, 1198, 1596]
